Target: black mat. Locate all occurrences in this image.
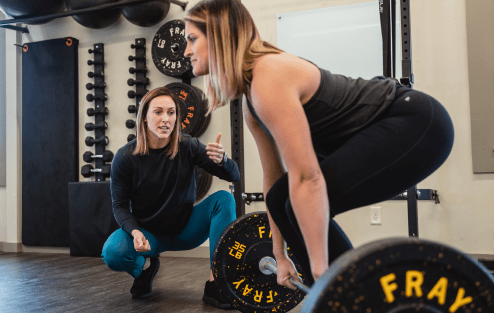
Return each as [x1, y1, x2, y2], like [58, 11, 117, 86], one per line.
[22, 37, 79, 247]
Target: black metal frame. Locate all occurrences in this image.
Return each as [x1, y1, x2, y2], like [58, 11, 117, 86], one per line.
[230, 98, 245, 217]
[0, 0, 188, 30]
[388, 189, 439, 203]
[399, 0, 418, 237]
[381, 0, 424, 238]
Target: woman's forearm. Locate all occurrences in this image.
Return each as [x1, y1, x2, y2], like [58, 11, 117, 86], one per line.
[289, 174, 329, 277]
[265, 207, 287, 259]
[263, 178, 289, 260]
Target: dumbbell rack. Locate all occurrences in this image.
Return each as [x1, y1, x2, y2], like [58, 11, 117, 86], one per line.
[127, 38, 149, 142]
[85, 43, 109, 182]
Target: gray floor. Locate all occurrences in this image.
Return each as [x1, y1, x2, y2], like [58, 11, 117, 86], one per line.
[0, 252, 303, 313]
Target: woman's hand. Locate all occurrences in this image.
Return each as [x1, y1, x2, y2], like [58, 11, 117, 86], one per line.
[132, 229, 151, 252]
[275, 255, 303, 290]
[206, 133, 225, 164]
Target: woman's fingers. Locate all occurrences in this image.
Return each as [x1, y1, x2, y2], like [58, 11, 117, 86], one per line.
[134, 235, 151, 252]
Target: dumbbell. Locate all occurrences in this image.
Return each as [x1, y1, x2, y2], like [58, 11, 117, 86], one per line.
[129, 67, 148, 74]
[88, 48, 102, 54]
[128, 90, 147, 99]
[83, 151, 114, 163]
[86, 82, 107, 90]
[127, 78, 149, 86]
[128, 55, 145, 62]
[87, 94, 108, 102]
[85, 136, 109, 147]
[87, 107, 109, 117]
[87, 60, 104, 66]
[81, 164, 111, 178]
[126, 120, 136, 129]
[127, 134, 136, 142]
[85, 121, 108, 131]
[128, 105, 137, 114]
[88, 71, 104, 78]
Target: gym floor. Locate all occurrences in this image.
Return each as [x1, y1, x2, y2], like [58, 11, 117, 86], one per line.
[0, 252, 303, 313]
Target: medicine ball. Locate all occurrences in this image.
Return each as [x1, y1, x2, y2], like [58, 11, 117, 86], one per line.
[65, 0, 121, 29]
[121, 1, 169, 27]
[0, 0, 65, 24]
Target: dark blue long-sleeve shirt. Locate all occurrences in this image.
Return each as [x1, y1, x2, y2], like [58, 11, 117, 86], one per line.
[110, 134, 240, 236]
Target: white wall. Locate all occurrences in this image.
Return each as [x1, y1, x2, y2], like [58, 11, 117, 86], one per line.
[0, 11, 6, 188]
[0, 11, 6, 244]
[0, 187, 5, 245]
[3, 18, 22, 251]
[2, 0, 493, 256]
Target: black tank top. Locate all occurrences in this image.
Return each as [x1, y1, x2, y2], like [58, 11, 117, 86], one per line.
[246, 66, 397, 156]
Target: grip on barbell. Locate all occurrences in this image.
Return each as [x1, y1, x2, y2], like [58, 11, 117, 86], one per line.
[259, 257, 311, 294]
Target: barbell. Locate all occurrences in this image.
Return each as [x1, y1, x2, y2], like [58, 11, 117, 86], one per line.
[212, 212, 494, 313]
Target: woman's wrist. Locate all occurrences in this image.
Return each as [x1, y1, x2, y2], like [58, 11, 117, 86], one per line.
[273, 248, 288, 260]
[218, 151, 227, 166]
[131, 229, 141, 238]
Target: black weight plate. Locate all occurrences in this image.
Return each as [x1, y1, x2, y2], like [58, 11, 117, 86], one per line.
[165, 82, 202, 135]
[202, 168, 213, 198]
[151, 19, 192, 77]
[195, 166, 211, 201]
[302, 237, 494, 313]
[194, 111, 211, 138]
[213, 212, 307, 313]
[190, 86, 211, 137]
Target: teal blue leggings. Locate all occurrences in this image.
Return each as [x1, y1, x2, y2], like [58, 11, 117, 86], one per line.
[101, 190, 236, 278]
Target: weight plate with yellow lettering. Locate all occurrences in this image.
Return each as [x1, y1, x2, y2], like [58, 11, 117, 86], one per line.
[301, 237, 494, 313]
[165, 82, 203, 135]
[213, 212, 307, 313]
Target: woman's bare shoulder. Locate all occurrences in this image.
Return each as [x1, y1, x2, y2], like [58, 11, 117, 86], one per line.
[251, 53, 320, 104]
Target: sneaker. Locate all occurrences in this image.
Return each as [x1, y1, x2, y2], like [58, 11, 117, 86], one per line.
[130, 256, 160, 299]
[202, 280, 233, 309]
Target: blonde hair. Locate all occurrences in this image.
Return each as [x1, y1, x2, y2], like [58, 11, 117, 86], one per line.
[186, 0, 283, 113]
[133, 87, 181, 158]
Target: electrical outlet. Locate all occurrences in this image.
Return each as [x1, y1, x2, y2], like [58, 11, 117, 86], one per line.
[371, 207, 381, 225]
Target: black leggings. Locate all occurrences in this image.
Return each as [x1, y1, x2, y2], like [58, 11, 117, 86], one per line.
[265, 88, 455, 285]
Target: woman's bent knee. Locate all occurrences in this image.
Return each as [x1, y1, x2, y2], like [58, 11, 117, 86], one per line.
[101, 230, 135, 271]
[212, 190, 236, 215]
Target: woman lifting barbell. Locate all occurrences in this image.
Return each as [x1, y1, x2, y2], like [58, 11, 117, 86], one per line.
[184, 0, 454, 292]
[101, 86, 240, 308]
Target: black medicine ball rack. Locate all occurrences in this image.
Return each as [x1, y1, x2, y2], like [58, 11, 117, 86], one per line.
[127, 38, 149, 142]
[83, 43, 111, 182]
[0, 0, 188, 33]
